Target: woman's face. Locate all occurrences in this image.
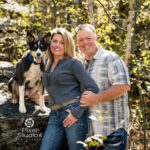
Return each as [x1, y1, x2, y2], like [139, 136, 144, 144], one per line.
[50, 34, 65, 59]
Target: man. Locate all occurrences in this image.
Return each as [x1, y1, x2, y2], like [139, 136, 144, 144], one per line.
[75, 24, 130, 150]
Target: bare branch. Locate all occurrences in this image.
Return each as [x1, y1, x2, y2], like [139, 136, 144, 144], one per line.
[97, 0, 127, 32]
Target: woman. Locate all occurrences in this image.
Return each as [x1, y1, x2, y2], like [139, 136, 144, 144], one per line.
[40, 28, 98, 150]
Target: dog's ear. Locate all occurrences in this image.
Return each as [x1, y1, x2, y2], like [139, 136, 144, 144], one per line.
[43, 32, 51, 44]
[26, 32, 35, 44]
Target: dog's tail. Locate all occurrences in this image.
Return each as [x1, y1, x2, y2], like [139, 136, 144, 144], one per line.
[7, 77, 18, 93]
[7, 77, 14, 92]
[7, 77, 19, 101]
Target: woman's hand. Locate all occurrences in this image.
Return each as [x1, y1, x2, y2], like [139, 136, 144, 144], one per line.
[63, 109, 77, 127]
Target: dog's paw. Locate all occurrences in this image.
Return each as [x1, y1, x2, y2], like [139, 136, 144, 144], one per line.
[38, 108, 51, 116]
[12, 99, 18, 104]
[40, 106, 49, 112]
[19, 106, 27, 113]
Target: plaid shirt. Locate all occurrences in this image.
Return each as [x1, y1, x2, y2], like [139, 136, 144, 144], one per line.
[82, 48, 130, 136]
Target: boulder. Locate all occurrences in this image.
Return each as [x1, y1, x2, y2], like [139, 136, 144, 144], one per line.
[0, 82, 50, 150]
[0, 61, 15, 83]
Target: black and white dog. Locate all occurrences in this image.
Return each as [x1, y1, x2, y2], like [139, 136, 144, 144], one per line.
[8, 32, 51, 113]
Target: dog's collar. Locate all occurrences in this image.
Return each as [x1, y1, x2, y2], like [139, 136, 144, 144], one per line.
[27, 53, 41, 65]
[27, 53, 33, 62]
[34, 61, 41, 65]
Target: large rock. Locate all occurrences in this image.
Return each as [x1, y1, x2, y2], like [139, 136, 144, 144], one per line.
[0, 82, 50, 150]
[0, 61, 15, 83]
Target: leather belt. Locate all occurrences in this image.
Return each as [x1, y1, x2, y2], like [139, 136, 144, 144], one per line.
[51, 98, 79, 110]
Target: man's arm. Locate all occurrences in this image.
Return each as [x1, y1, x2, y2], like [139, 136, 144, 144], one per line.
[80, 84, 130, 106]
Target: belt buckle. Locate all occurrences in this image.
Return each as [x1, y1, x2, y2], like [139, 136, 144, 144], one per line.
[51, 103, 63, 110]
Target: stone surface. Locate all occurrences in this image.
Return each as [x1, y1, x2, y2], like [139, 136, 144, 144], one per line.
[0, 61, 15, 83]
[0, 82, 50, 150]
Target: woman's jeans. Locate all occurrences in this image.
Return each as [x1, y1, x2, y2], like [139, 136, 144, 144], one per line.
[40, 103, 88, 150]
[104, 128, 128, 150]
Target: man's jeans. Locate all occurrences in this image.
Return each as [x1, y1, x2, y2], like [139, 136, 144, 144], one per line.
[40, 102, 88, 150]
[104, 128, 128, 150]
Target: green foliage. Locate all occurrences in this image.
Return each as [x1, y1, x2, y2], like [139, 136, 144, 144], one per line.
[0, 1, 149, 148]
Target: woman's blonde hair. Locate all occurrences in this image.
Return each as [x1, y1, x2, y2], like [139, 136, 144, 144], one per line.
[48, 28, 76, 60]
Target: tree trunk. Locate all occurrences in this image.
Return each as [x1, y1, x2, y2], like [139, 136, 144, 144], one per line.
[73, 0, 79, 28]
[51, 0, 57, 27]
[124, 0, 136, 65]
[88, 0, 95, 25]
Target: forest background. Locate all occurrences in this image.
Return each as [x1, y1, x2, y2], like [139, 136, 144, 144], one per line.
[0, 0, 149, 149]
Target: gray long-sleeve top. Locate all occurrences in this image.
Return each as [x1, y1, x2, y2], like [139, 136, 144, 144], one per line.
[43, 57, 98, 118]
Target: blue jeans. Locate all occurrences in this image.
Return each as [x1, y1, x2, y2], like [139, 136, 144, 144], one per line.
[104, 128, 128, 150]
[40, 103, 88, 150]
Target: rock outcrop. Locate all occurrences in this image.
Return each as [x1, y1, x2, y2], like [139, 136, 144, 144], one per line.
[0, 61, 14, 83]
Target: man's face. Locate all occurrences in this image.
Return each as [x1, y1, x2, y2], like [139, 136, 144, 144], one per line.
[77, 28, 97, 57]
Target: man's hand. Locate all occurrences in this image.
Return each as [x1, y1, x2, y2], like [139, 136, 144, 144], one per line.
[80, 85, 130, 107]
[80, 91, 99, 107]
[63, 109, 77, 127]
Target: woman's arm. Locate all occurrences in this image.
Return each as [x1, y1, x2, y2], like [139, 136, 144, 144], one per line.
[69, 59, 98, 119]
[70, 59, 99, 93]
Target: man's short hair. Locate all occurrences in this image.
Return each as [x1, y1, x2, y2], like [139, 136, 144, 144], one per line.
[75, 24, 96, 33]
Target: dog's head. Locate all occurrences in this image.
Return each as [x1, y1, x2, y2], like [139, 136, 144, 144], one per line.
[26, 32, 51, 64]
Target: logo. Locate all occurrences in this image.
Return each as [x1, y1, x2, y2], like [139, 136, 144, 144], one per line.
[25, 118, 34, 128]
[17, 118, 42, 141]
